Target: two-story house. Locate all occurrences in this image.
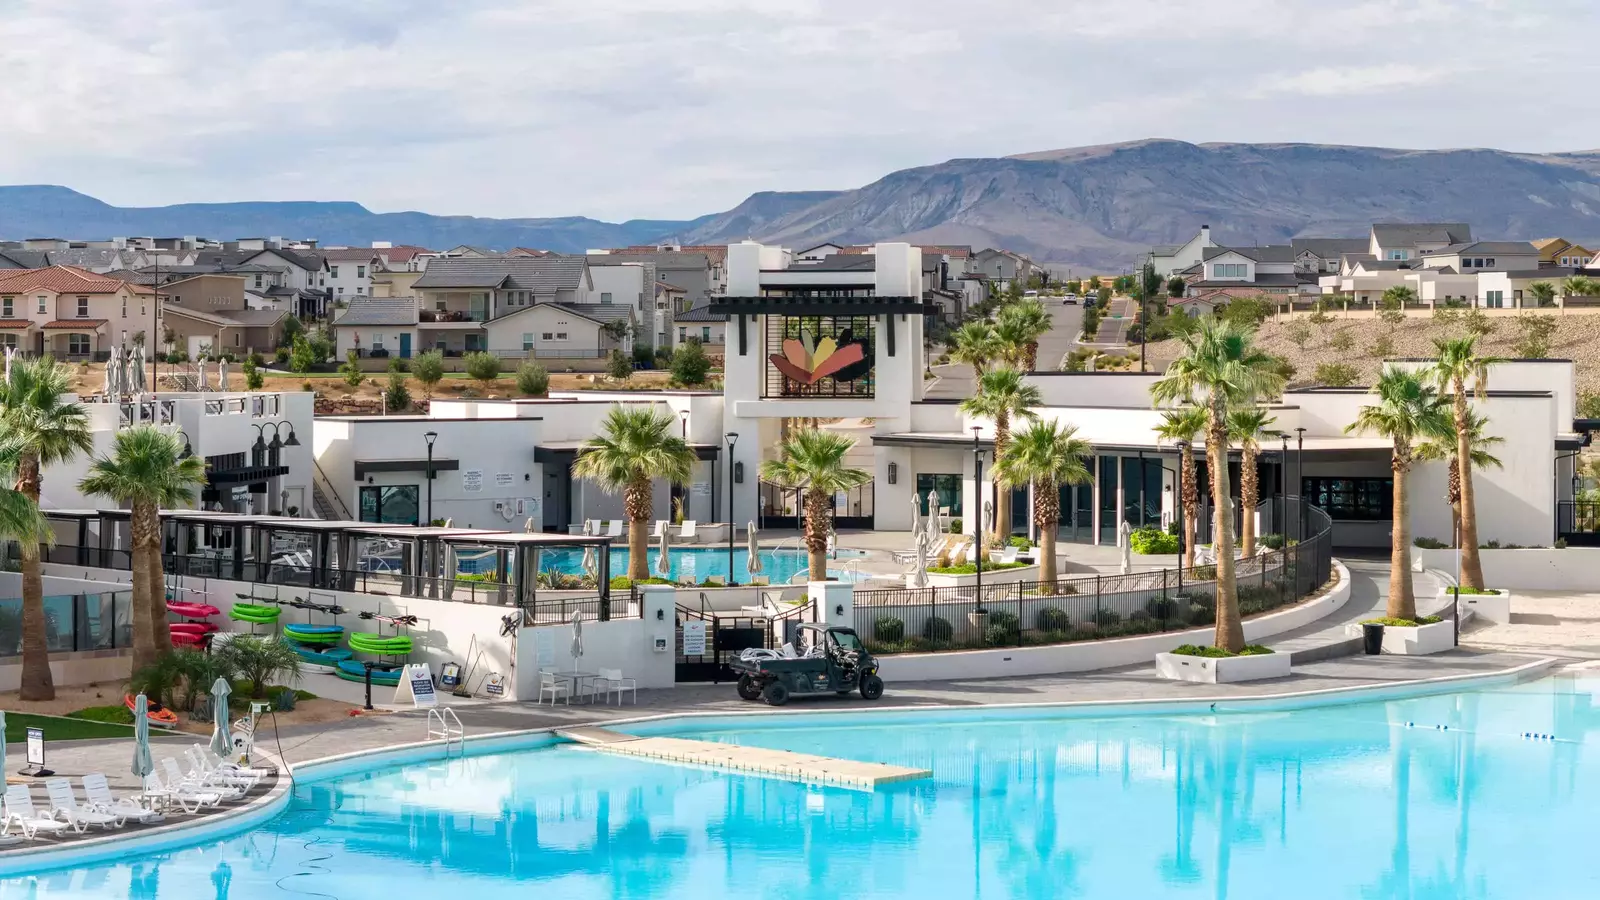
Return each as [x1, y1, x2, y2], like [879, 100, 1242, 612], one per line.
[196, 246, 330, 319]
[1368, 223, 1473, 261]
[1179, 245, 1316, 307]
[370, 245, 435, 299]
[584, 257, 661, 350]
[323, 248, 378, 301]
[1147, 226, 1217, 277]
[0, 266, 159, 360]
[1533, 238, 1595, 268]
[160, 274, 289, 358]
[1291, 238, 1367, 275]
[973, 248, 1041, 290]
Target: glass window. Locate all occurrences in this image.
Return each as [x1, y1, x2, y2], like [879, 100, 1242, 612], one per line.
[68, 334, 90, 355]
[36, 296, 46, 313]
[701, 326, 711, 342]
[359, 485, 420, 525]
[915, 474, 962, 516]
[522, 332, 534, 351]
[0, 297, 9, 317]
[542, 332, 553, 340]
[555, 332, 567, 340]
[601, 292, 613, 304]
[1486, 258, 1495, 268]
[678, 327, 686, 342]
[371, 333, 384, 349]
[1302, 476, 1391, 521]
[77, 297, 89, 317]
[357, 266, 365, 278]
[330, 266, 339, 277]
[1099, 455, 1119, 543]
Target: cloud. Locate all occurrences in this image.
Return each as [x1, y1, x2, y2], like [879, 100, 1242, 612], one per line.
[0, 0, 1595, 222]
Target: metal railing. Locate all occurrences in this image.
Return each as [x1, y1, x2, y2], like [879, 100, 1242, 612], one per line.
[0, 591, 135, 657]
[1558, 501, 1600, 546]
[854, 503, 1333, 654]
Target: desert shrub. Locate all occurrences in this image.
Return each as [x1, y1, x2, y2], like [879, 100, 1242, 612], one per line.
[670, 339, 711, 386]
[1190, 564, 1218, 580]
[1287, 323, 1311, 348]
[1329, 329, 1354, 352]
[516, 360, 550, 396]
[1463, 308, 1494, 336]
[1578, 391, 1600, 420]
[1145, 596, 1179, 621]
[242, 357, 264, 390]
[1130, 526, 1179, 555]
[922, 616, 953, 642]
[1037, 607, 1070, 631]
[984, 611, 1021, 645]
[383, 371, 411, 411]
[341, 350, 365, 388]
[948, 518, 962, 534]
[1413, 536, 1448, 549]
[1314, 362, 1359, 387]
[1091, 608, 1121, 628]
[1513, 314, 1557, 359]
[411, 350, 444, 397]
[463, 351, 501, 388]
[274, 347, 289, 365]
[873, 616, 905, 643]
[607, 349, 633, 380]
[1188, 603, 1215, 626]
[1370, 334, 1395, 358]
[1433, 306, 1460, 325]
[1259, 533, 1286, 549]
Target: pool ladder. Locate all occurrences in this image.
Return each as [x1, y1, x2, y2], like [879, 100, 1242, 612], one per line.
[427, 708, 464, 755]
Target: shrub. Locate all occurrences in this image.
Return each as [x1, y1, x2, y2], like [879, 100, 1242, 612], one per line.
[1370, 334, 1395, 358]
[1259, 533, 1285, 550]
[1171, 643, 1273, 658]
[1287, 323, 1311, 348]
[383, 371, 412, 412]
[1579, 390, 1600, 420]
[1008, 535, 1032, 550]
[341, 350, 365, 388]
[1513, 313, 1557, 359]
[1037, 607, 1070, 631]
[607, 348, 634, 380]
[289, 334, 316, 374]
[301, 380, 314, 393]
[984, 611, 1020, 645]
[922, 616, 953, 642]
[609, 575, 672, 589]
[274, 347, 289, 365]
[412, 350, 445, 397]
[928, 560, 1029, 575]
[1218, 295, 1272, 328]
[241, 357, 264, 390]
[1090, 608, 1121, 628]
[1413, 536, 1448, 549]
[873, 616, 906, 643]
[516, 360, 550, 396]
[1188, 603, 1215, 626]
[219, 635, 303, 699]
[1363, 616, 1443, 627]
[463, 351, 502, 388]
[948, 518, 962, 534]
[1189, 564, 1217, 580]
[127, 652, 186, 709]
[1129, 526, 1179, 555]
[67, 705, 135, 725]
[1463, 308, 1494, 336]
[281, 315, 303, 343]
[1314, 362, 1359, 387]
[1145, 596, 1179, 621]
[1329, 329, 1354, 353]
[670, 339, 712, 386]
[1433, 306, 1460, 325]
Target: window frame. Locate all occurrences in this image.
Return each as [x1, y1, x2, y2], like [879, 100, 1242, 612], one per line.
[1302, 476, 1392, 521]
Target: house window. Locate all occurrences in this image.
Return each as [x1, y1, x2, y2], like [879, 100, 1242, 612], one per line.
[359, 485, 419, 525]
[356, 266, 365, 278]
[601, 292, 613, 305]
[372, 333, 384, 350]
[1485, 258, 1495, 268]
[1212, 263, 1247, 279]
[915, 474, 963, 515]
[0, 335, 15, 350]
[1561, 257, 1570, 266]
[330, 266, 339, 278]
[254, 274, 263, 289]
[356, 287, 363, 295]
[67, 334, 90, 356]
[37, 296, 46, 314]
[1303, 476, 1391, 521]
[464, 333, 484, 351]
[678, 327, 686, 343]
[541, 332, 553, 340]
[0, 297, 11, 317]
[701, 326, 711, 342]
[555, 332, 568, 341]
[1388, 250, 1408, 260]
[522, 333, 534, 350]
[77, 297, 89, 318]
[337, 287, 344, 295]
[1485, 291, 1504, 308]
[122, 297, 127, 318]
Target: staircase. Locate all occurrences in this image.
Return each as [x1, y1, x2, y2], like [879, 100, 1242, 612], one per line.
[311, 459, 353, 520]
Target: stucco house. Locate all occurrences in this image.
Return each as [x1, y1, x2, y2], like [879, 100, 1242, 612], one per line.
[160, 273, 288, 358]
[1147, 225, 1216, 277]
[0, 266, 159, 360]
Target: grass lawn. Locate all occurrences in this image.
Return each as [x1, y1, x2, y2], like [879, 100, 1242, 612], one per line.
[4, 711, 134, 743]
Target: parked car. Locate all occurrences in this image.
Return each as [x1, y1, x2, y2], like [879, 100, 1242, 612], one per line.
[1062, 293, 1079, 305]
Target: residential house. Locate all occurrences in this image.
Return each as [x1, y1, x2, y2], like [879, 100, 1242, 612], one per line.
[973, 248, 1041, 289]
[1417, 241, 1540, 274]
[333, 299, 419, 359]
[193, 246, 330, 319]
[1178, 245, 1316, 307]
[1533, 238, 1595, 268]
[598, 246, 723, 305]
[0, 249, 52, 268]
[1147, 226, 1216, 277]
[0, 266, 159, 360]
[160, 274, 288, 357]
[653, 281, 686, 349]
[323, 248, 378, 301]
[1291, 238, 1367, 275]
[1368, 223, 1472, 261]
[674, 302, 727, 353]
[370, 245, 434, 298]
[583, 257, 661, 349]
[795, 242, 846, 262]
[399, 256, 634, 361]
[439, 245, 503, 259]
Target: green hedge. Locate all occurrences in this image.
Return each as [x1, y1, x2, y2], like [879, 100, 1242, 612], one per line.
[1130, 526, 1179, 555]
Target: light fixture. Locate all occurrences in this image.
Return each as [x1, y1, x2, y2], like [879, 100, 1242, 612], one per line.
[887, 462, 898, 485]
[834, 604, 844, 617]
[282, 424, 300, 447]
[734, 462, 744, 484]
[656, 608, 665, 621]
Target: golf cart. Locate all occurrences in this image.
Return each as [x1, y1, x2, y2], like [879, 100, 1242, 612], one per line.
[731, 623, 884, 706]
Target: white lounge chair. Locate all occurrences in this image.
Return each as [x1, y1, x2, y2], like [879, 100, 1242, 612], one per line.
[186, 746, 264, 789]
[4, 785, 72, 839]
[947, 541, 973, 567]
[537, 671, 572, 705]
[44, 778, 122, 832]
[992, 546, 1020, 565]
[81, 774, 162, 824]
[605, 520, 624, 539]
[895, 534, 953, 565]
[596, 667, 637, 705]
[163, 757, 245, 801]
[192, 745, 271, 781]
[679, 520, 697, 542]
[652, 520, 669, 539]
[143, 772, 223, 813]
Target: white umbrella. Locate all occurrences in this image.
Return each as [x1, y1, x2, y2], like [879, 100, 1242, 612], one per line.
[926, 491, 942, 543]
[208, 678, 233, 759]
[745, 520, 763, 576]
[218, 359, 230, 392]
[131, 693, 154, 793]
[523, 516, 537, 533]
[130, 345, 147, 392]
[909, 494, 922, 541]
[198, 360, 210, 391]
[569, 610, 584, 661]
[654, 525, 671, 577]
[908, 531, 930, 588]
[3, 346, 14, 381]
[581, 545, 598, 583]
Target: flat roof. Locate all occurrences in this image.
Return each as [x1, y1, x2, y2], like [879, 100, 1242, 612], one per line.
[345, 525, 506, 539]
[441, 532, 615, 547]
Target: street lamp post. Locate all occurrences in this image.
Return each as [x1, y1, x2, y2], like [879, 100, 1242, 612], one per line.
[1279, 434, 1289, 546]
[424, 431, 438, 526]
[972, 426, 984, 608]
[1294, 427, 1306, 543]
[725, 431, 738, 583]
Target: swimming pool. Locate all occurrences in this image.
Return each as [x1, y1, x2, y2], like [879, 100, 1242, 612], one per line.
[7, 673, 1597, 899]
[535, 546, 871, 584]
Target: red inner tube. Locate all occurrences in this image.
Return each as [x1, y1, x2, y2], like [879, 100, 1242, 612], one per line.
[170, 622, 219, 634]
[167, 602, 221, 617]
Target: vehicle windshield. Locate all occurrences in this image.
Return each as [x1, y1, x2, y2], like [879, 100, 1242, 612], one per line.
[830, 630, 862, 651]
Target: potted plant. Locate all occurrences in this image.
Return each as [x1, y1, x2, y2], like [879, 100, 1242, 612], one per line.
[968, 606, 989, 630]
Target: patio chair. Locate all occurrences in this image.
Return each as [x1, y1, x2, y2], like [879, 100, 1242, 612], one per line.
[679, 520, 697, 542]
[991, 546, 1020, 565]
[81, 774, 162, 824]
[142, 772, 220, 813]
[3, 785, 71, 840]
[584, 519, 602, 536]
[161, 757, 244, 802]
[605, 520, 624, 539]
[652, 520, 669, 539]
[751, 575, 770, 586]
[947, 541, 973, 567]
[186, 746, 264, 789]
[596, 667, 638, 705]
[191, 745, 271, 781]
[537, 671, 572, 705]
[44, 778, 122, 832]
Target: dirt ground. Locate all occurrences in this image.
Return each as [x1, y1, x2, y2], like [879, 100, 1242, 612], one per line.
[0, 682, 376, 735]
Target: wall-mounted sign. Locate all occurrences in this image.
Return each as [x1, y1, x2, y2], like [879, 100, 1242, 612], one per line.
[682, 620, 708, 656]
[494, 473, 515, 487]
[463, 470, 483, 493]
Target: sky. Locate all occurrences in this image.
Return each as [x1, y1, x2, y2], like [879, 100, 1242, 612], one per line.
[0, 0, 1595, 223]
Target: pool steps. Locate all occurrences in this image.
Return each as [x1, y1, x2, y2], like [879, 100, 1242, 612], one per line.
[555, 726, 931, 791]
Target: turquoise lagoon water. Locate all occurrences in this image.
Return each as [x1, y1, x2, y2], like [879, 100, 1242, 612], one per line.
[7, 674, 1600, 899]
[536, 545, 871, 584]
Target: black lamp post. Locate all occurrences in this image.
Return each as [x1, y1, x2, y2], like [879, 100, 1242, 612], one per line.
[972, 426, 984, 605]
[1294, 427, 1306, 542]
[1279, 434, 1289, 544]
[1174, 439, 1188, 558]
[680, 410, 689, 439]
[725, 431, 738, 583]
[175, 429, 193, 460]
[424, 431, 438, 526]
[252, 422, 300, 466]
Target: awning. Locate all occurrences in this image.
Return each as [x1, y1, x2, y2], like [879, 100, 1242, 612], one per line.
[353, 458, 460, 480]
[206, 464, 291, 485]
[534, 442, 720, 464]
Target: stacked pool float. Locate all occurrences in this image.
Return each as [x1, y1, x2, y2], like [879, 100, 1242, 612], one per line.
[166, 598, 221, 648]
[229, 596, 282, 632]
[336, 612, 418, 686]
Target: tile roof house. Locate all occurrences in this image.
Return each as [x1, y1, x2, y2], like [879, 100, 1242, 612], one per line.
[0, 266, 159, 360]
[1369, 223, 1473, 261]
[1533, 238, 1596, 268]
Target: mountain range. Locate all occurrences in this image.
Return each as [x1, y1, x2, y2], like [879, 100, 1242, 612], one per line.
[7, 140, 1600, 270]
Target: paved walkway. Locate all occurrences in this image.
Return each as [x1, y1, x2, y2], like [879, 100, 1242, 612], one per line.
[1460, 589, 1600, 660]
[1268, 558, 1445, 662]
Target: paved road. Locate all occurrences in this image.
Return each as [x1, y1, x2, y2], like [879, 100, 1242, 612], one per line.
[1034, 300, 1083, 372]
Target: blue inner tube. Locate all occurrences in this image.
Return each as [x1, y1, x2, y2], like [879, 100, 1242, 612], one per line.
[336, 659, 401, 685]
[287, 642, 353, 664]
[284, 624, 344, 635]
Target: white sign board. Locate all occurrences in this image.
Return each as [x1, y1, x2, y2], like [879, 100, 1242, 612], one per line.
[393, 663, 438, 708]
[483, 673, 505, 696]
[534, 628, 556, 666]
[25, 727, 44, 766]
[463, 470, 483, 493]
[682, 620, 708, 656]
[690, 483, 711, 497]
[495, 473, 515, 487]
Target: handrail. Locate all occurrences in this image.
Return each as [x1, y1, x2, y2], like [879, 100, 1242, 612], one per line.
[427, 707, 464, 754]
[311, 457, 354, 520]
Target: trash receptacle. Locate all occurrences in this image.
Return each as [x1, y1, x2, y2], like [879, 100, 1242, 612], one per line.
[1362, 622, 1384, 655]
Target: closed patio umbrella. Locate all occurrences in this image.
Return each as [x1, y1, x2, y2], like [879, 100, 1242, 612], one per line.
[581, 545, 598, 583]
[908, 531, 930, 589]
[909, 494, 922, 540]
[654, 525, 671, 578]
[209, 678, 233, 760]
[926, 491, 942, 542]
[131, 693, 154, 794]
[746, 520, 762, 577]
[130, 345, 147, 392]
[218, 359, 230, 392]
[442, 545, 457, 600]
[570, 610, 584, 661]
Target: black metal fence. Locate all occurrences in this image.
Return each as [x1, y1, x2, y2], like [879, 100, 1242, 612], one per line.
[855, 503, 1333, 654]
[1558, 501, 1600, 546]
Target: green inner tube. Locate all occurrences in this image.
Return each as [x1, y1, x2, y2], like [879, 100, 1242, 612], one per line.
[347, 633, 414, 655]
[283, 624, 344, 645]
[230, 603, 282, 624]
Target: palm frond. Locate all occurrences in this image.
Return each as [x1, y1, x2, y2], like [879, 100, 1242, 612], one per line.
[571, 405, 696, 492]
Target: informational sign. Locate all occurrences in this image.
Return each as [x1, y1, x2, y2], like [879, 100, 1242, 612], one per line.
[495, 473, 515, 487]
[25, 727, 44, 767]
[393, 663, 438, 708]
[462, 470, 483, 493]
[534, 628, 556, 666]
[690, 483, 711, 497]
[439, 662, 462, 689]
[682, 620, 708, 656]
[483, 674, 505, 696]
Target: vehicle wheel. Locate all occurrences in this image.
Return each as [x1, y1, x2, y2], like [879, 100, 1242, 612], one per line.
[737, 675, 763, 701]
[762, 681, 790, 706]
[859, 674, 884, 701]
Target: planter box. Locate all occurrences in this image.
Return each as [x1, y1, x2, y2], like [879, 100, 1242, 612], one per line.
[1451, 588, 1511, 625]
[1155, 650, 1291, 684]
[923, 564, 1041, 588]
[1374, 619, 1455, 655]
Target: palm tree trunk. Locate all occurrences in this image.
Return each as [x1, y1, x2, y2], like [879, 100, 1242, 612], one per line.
[1035, 478, 1058, 584]
[1389, 446, 1418, 620]
[1024, 341, 1039, 372]
[1239, 446, 1258, 558]
[804, 489, 829, 581]
[144, 504, 170, 653]
[1181, 445, 1197, 570]
[1453, 386, 1486, 589]
[1208, 397, 1244, 652]
[624, 478, 651, 581]
[128, 513, 159, 671]
[991, 414, 1010, 546]
[15, 453, 54, 701]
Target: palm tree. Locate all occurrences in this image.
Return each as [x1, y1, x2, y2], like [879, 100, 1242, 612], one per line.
[995, 299, 1052, 370]
[1155, 407, 1207, 569]
[1429, 336, 1502, 590]
[1561, 275, 1598, 301]
[78, 427, 207, 669]
[1227, 407, 1279, 558]
[1346, 367, 1451, 620]
[0, 450, 52, 669]
[0, 356, 93, 700]
[760, 429, 870, 580]
[961, 367, 1042, 546]
[947, 321, 1001, 376]
[1150, 318, 1285, 652]
[570, 406, 696, 582]
[991, 420, 1091, 584]
[1528, 281, 1556, 309]
[1416, 410, 1503, 552]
